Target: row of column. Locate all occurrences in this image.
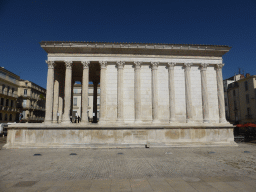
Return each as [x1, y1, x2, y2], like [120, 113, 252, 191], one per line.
[45, 60, 226, 124]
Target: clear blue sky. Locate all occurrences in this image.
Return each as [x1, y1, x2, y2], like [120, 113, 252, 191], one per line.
[0, 0, 255, 88]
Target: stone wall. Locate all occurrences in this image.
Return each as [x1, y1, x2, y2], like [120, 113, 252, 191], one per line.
[4, 126, 236, 149]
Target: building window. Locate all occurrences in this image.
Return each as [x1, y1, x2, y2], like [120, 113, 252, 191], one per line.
[0, 113, 2, 120]
[4, 114, 7, 121]
[24, 89, 27, 96]
[23, 100, 27, 108]
[9, 114, 12, 121]
[246, 108, 251, 119]
[6, 99, 9, 107]
[233, 90, 236, 96]
[25, 82, 28, 86]
[7, 86, 10, 95]
[1, 98, 4, 105]
[245, 81, 248, 91]
[234, 101, 237, 110]
[10, 100, 13, 108]
[246, 94, 250, 103]
[2, 84, 5, 94]
[73, 98, 77, 106]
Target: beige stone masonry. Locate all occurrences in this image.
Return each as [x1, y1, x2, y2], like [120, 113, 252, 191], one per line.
[62, 61, 73, 123]
[168, 62, 176, 123]
[81, 61, 90, 123]
[200, 63, 210, 123]
[117, 61, 124, 122]
[45, 61, 55, 124]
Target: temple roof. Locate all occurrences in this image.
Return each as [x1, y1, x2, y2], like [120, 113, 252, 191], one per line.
[40, 41, 231, 57]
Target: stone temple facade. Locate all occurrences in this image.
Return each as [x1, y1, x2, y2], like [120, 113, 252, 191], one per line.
[4, 42, 236, 149]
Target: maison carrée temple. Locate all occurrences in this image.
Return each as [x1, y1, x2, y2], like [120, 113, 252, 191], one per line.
[4, 41, 237, 149]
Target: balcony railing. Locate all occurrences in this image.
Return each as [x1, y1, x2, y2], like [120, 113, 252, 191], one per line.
[0, 90, 17, 98]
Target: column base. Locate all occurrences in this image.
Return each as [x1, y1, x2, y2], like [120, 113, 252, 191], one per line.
[134, 120, 143, 124]
[61, 120, 71, 124]
[44, 121, 52, 125]
[186, 119, 194, 123]
[152, 119, 161, 124]
[203, 119, 210, 123]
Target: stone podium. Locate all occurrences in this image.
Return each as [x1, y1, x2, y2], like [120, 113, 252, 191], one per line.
[4, 42, 236, 148]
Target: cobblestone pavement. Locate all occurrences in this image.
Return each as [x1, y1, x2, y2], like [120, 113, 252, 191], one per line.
[0, 137, 256, 191]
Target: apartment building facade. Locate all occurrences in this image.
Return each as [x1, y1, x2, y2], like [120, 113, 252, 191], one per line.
[17, 80, 46, 123]
[0, 67, 20, 123]
[227, 74, 256, 124]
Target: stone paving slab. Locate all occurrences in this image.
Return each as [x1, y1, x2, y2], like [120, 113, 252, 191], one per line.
[0, 140, 256, 191]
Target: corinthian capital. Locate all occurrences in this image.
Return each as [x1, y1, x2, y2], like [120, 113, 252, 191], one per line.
[99, 61, 107, 69]
[215, 63, 224, 70]
[167, 62, 176, 70]
[151, 62, 159, 70]
[117, 61, 125, 69]
[200, 63, 209, 71]
[81, 61, 90, 69]
[134, 61, 141, 69]
[64, 61, 73, 69]
[184, 63, 192, 71]
[45, 61, 56, 69]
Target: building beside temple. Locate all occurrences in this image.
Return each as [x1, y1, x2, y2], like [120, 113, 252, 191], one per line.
[17, 80, 46, 123]
[4, 41, 236, 149]
[0, 67, 20, 123]
[227, 74, 256, 124]
[72, 83, 100, 123]
[223, 74, 241, 121]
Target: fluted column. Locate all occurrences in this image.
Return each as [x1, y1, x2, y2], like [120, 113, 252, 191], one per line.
[58, 96, 63, 123]
[117, 61, 124, 122]
[168, 62, 176, 122]
[216, 63, 226, 123]
[151, 62, 160, 123]
[45, 61, 55, 123]
[62, 61, 73, 123]
[134, 61, 142, 123]
[81, 61, 90, 123]
[200, 63, 210, 123]
[99, 61, 107, 123]
[184, 63, 193, 123]
[52, 80, 59, 123]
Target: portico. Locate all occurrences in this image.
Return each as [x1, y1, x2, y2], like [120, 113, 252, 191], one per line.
[3, 42, 236, 149]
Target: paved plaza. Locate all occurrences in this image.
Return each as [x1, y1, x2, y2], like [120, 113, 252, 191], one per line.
[0, 137, 256, 192]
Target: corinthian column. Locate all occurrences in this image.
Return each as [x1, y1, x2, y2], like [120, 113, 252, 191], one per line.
[134, 61, 142, 123]
[62, 61, 73, 123]
[81, 61, 90, 123]
[99, 61, 107, 124]
[151, 62, 160, 123]
[184, 63, 193, 123]
[200, 63, 209, 123]
[52, 80, 59, 123]
[58, 96, 63, 123]
[117, 61, 124, 122]
[216, 63, 226, 123]
[45, 61, 55, 124]
[168, 62, 176, 122]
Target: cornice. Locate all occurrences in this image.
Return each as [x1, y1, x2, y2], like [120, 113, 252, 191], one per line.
[41, 41, 231, 57]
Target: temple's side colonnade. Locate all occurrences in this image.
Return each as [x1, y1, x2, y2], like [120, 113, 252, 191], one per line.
[45, 60, 227, 125]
